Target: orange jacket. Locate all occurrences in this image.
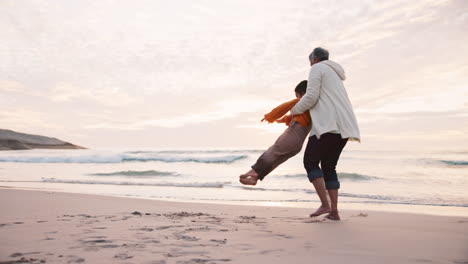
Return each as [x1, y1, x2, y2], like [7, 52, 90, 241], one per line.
[263, 98, 311, 127]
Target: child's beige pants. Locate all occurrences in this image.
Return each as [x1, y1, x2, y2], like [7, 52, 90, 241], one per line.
[252, 121, 311, 180]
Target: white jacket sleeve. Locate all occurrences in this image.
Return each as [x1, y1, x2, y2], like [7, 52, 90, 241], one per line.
[290, 65, 322, 115]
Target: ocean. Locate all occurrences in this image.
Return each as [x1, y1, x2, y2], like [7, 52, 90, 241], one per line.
[0, 148, 467, 216]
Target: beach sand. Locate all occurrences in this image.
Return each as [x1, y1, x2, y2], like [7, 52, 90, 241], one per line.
[0, 188, 467, 264]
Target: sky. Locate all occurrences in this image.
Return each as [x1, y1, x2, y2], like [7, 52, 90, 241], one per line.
[1, 0, 468, 151]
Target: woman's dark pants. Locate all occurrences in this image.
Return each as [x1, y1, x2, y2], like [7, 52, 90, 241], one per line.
[303, 133, 348, 190]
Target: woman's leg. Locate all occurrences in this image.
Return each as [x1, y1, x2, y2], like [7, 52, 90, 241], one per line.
[310, 178, 331, 216]
[319, 133, 348, 220]
[326, 189, 339, 220]
[303, 135, 330, 216]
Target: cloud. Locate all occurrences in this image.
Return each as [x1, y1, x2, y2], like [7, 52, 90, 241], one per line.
[0, 80, 25, 92]
[2, 0, 467, 149]
[0, 108, 60, 132]
[49, 82, 137, 106]
[84, 97, 279, 130]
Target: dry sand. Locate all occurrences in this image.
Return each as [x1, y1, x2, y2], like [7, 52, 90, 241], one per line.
[0, 188, 467, 264]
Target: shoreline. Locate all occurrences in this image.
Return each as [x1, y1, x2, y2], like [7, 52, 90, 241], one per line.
[1, 185, 467, 218]
[1, 188, 467, 263]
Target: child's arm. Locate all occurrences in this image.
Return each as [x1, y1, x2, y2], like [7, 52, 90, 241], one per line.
[276, 114, 292, 126]
[263, 99, 300, 123]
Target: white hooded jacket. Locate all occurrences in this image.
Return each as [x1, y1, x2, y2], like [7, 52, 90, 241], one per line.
[290, 60, 361, 142]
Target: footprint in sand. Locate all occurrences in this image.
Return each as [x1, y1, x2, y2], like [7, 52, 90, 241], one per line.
[155, 225, 184, 230]
[138, 227, 155, 232]
[77, 214, 93, 218]
[114, 253, 133, 260]
[66, 255, 85, 263]
[143, 238, 160, 244]
[80, 238, 121, 250]
[209, 239, 227, 244]
[83, 239, 112, 244]
[184, 226, 211, 232]
[148, 261, 167, 264]
[3, 257, 46, 263]
[351, 212, 368, 217]
[303, 219, 326, 223]
[260, 249, 284, 254]
[176, 235, 200, 242]
[273, 234, 294, 239]
[239, 216, 256, 220]
[122, 243, 146, 249]
[82, 229, 96, 234]
[412, 258, 433, 263]
[176, 258, 231, 264]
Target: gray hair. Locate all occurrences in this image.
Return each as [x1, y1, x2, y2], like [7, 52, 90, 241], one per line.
[309, 47, 329, 61]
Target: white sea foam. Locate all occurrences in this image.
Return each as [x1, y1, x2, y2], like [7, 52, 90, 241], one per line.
[122, 154, 248, 163]
[1, 148, 467, 212]
[439, 160, 468, 166]
[0, 150, 248, 164]
[282, 172, 378, 181]
[41, 178, 226, 188]
[89, 170, 178, 177]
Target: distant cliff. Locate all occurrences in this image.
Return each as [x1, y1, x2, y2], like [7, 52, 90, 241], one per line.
[0, 129, 85, 150]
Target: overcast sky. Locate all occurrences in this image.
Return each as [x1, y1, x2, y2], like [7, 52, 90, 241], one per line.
[1, 0, 467, 150]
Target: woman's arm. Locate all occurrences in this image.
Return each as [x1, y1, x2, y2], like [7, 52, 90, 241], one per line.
[290, 66, 322, 115]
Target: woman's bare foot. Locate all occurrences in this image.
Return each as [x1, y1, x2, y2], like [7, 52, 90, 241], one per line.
[325, 210, 341, 221]
[309, 205, 331, 217]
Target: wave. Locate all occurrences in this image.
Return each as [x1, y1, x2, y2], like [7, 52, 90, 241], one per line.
[89, 170, 178, 177]
[226, 185, 395, 201]
[226, 185, 468, 206]
[439, 160, 468, 166]
[41, 178, 226, 188]
[2, 179, 466, 208]
[339, 172, 378, 180]
[126, 149, 264, 154]
[339, 192, 393, 201]
[0, 152, 248, 164]
[0, 155, 123, 163]
[282, 172, 377, 181]
[177, 197, 468, 208]
[122, 155, 248, 164]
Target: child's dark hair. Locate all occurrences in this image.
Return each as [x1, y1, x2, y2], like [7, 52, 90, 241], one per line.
[294, 80, 307, 95]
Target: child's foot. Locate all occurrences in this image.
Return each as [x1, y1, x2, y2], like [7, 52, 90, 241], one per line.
[239, 174, 258, 185]
[309, 205, 331, 217]
[325, 210, 341, 221]
[239, 169, 259, 185]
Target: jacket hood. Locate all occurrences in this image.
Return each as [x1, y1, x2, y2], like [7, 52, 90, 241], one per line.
[321, 60, 346, 80]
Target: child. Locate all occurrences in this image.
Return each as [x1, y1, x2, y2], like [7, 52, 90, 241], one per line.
[240, 80, 311, 185]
